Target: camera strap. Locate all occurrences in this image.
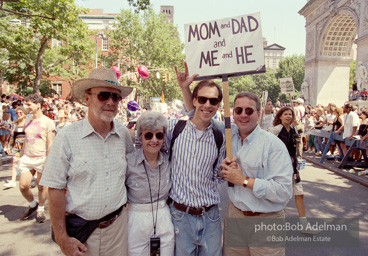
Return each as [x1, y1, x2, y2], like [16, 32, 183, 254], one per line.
[143, 162, 161, 237]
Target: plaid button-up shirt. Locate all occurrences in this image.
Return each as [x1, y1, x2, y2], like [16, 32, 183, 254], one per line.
[40, 118, 134, 220]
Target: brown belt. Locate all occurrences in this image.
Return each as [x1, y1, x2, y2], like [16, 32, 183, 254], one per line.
[172, 200, 215, 216]
[242, 211, 263, 217]
[233, 203, 269, 217]
[98, 205, 125, 229]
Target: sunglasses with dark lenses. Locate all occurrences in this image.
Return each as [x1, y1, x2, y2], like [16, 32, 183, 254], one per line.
[196, 96, 221, 106]
[144, 132, 165, 140]
[234, 107, 256, 115]
[89, 92, 122, 103]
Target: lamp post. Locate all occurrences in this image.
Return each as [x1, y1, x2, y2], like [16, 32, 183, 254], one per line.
[95, 31, 106, 68]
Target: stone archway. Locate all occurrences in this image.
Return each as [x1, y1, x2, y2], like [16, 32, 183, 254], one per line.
[299, 0, 368, 107]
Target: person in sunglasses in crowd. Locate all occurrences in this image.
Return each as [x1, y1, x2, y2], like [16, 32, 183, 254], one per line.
[155, 62, 225, 256]
[18, 94, 56, 223]
[179, 78, 292, 255]
[125, 111, 174, 255]
[40, 68, 134, 256]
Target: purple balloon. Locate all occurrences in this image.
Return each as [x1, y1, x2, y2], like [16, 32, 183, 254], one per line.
[128, 101, 139, 111]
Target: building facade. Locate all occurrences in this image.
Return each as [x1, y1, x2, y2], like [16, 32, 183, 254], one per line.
[264, 43, 286, 70]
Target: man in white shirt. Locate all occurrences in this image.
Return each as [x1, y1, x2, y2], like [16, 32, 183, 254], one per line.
[336, 103, 360, 157]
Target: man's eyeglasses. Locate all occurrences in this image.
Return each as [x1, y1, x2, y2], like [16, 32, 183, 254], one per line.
[234, 107, 256, 115]
[88, 92, 122, 103]
[196, 96, 221, 106]
[143, 132, 165, 140]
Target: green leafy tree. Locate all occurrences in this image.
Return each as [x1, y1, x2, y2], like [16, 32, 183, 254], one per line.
[105, 7, 185, 101]
[228, 70, 280, 107]
[127, 0, 151, 13]
[276, 55, 305, 92]
[0, 0, 94, 95]
[350, 60, 356, 90]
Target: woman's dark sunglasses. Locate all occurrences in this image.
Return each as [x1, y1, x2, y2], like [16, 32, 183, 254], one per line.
[234, 107, 256, 115]
[88, 92, 122, 103]
[144, 132, 165, 140]
[196, 96, 221, 106]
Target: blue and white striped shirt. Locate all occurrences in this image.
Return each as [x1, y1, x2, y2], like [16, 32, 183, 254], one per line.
[165, 119, 226, 208]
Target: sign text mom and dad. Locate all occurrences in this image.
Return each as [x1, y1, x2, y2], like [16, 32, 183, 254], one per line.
[184, 13, 265, 80]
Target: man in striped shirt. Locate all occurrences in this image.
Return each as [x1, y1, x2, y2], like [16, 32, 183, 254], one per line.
[166, 63, 226, 256]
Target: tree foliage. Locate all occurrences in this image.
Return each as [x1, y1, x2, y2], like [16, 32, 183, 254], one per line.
[275, 55, 305, 92]
[104, 7, 185, 101]
[228, 70, 280, 107]
[225, 55, 305, 106]
[127, 0, 151, 13]
[350, 60, 356, 90]
[0, 0, 94, 95]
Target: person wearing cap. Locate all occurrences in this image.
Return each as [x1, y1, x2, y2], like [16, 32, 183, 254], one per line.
[40, 68, 134, 256]
[293, 98, 305, 160]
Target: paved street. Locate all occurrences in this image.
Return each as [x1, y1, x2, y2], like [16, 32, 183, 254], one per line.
[1, 155, 367, 255]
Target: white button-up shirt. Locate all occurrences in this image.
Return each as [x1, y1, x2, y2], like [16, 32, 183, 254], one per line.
[228, 125, 293, 213]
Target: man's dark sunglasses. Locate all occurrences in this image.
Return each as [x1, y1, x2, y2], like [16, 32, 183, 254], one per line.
[88, 92, 122, 103]
[196, 96, 221, 106]
[234, 107, 256, 115]
[144, 132, 165, 140]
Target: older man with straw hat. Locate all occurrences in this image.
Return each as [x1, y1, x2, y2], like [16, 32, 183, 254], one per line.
[41, 68, 134, 256]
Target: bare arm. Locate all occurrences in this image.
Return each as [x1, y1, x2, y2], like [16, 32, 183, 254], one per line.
[174, 62, 198, 112]
[48, 188, 87, 256]
[46, 130, 56, 156]
[349, 126, 358, 140]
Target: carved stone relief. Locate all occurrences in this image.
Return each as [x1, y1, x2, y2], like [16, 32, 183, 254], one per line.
[364, 4, 368, 29]
[306, 1, 330, 25]
[350, 0, 361, 14]
[306, 30, 315, 58]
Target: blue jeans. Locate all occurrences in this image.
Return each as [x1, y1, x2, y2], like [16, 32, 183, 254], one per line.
[314, 136, 324, 153]
[169, 203, 222, 256]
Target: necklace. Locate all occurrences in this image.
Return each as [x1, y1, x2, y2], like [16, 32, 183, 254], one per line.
[143, 162, 161, 237]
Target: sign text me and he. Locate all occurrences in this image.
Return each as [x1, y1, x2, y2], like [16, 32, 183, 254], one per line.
[184, 13, 265, 80]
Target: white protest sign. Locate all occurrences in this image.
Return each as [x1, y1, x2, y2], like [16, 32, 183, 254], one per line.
[279, 77, 295, 94]
[184, 13, 265, 80]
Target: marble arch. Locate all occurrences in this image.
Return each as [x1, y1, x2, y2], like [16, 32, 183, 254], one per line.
[299, 0, 368, 107]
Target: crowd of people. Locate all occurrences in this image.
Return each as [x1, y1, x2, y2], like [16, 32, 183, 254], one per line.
[1, 64, 365, 256]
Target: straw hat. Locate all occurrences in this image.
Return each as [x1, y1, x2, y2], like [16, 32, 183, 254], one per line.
[72, 68, 133, 100]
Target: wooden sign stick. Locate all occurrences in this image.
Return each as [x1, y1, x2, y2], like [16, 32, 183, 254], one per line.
[222, 75, 234, 187]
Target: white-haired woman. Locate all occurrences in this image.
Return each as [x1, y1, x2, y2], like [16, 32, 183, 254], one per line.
[125, 111, 174, 255]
